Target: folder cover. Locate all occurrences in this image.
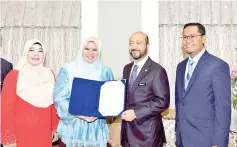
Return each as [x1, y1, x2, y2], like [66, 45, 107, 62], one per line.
[68, 78, 126, 118]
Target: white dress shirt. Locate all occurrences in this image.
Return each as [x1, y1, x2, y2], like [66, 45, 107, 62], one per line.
[130, 55, 149, 78]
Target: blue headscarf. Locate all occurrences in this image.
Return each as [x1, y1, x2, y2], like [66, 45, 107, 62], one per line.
[64, 37, 102, 91]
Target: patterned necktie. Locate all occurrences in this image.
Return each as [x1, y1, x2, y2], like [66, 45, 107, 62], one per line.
[185, 59, 195, 89]
[128, 65, 139, 93]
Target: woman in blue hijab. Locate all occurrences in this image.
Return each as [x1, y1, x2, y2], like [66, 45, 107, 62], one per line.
[53, 37, 114, 147]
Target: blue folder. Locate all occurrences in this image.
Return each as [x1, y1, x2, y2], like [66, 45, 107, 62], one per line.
[68, 78, 126, 118]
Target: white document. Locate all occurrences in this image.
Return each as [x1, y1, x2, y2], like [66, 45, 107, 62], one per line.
[98, 80, 125, 116]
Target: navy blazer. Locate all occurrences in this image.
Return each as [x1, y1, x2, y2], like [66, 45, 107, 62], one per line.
[121, 57, 170, 147]
[175, 51, 231, 147]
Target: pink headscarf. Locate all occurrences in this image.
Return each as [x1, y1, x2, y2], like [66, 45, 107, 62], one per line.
[15, 39, 55, 108]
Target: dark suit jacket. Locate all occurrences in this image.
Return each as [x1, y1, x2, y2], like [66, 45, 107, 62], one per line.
[175, 51, 231, 147]
[121, 57, 170, 147]
[1, 58, 13, 91]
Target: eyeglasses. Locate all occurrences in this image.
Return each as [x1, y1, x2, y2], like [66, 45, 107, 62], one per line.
[181, 34, 203, 41]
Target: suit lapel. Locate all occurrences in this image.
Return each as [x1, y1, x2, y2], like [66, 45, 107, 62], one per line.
[126, 63, 133, 81]
[125, 62, 133, 102]
[130, 58, 152, 95]
[179, 58, 188, 98]
[183, 51, 209, 98]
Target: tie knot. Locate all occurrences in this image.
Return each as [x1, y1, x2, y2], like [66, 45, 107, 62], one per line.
[133, 65, 139, 70]
[189, 59, 195, 65]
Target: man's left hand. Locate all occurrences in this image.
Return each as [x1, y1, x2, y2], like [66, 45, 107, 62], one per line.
[121, 109, 136, 121]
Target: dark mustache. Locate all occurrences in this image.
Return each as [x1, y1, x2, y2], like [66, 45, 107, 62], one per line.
[131, 49, 139, 51]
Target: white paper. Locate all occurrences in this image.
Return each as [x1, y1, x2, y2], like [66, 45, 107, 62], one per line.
[98, 80, 125, 116]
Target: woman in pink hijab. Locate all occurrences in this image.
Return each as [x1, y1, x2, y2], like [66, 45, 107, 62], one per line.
[1, 39, 59, 147]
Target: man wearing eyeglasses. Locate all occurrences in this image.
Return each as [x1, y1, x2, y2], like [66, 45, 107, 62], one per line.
[175, 23, 231, 147]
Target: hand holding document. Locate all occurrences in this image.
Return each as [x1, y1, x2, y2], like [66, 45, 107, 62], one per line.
[76, 116, 97, 122]
[69, 78, 126, 117]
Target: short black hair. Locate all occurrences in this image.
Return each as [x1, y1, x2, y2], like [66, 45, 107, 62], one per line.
[183, 23, 206, 35]
[33, 42, 42, 47]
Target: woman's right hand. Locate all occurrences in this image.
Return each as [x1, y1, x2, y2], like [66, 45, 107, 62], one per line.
[76, 116, 97, 122]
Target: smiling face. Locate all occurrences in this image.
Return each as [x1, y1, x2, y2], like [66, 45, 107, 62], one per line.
[26, 43, 45, 66]
[129, 32, 148, 61]
[82, 41, 99, 63]
[182, 25, 206, 58]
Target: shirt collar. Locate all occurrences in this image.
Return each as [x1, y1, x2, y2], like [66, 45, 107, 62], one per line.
[134, 55, 149, 68]
[189, 48, 206, 63]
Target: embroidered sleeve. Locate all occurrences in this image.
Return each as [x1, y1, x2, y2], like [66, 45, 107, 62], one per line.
[53, 68, 75, 125]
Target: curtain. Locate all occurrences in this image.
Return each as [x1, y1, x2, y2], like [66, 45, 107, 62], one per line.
[158, 1, 237, 108]
[0, 1, 81, 74]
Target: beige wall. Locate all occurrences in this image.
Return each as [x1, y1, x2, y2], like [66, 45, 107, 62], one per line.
[98, 1, 141, 78]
